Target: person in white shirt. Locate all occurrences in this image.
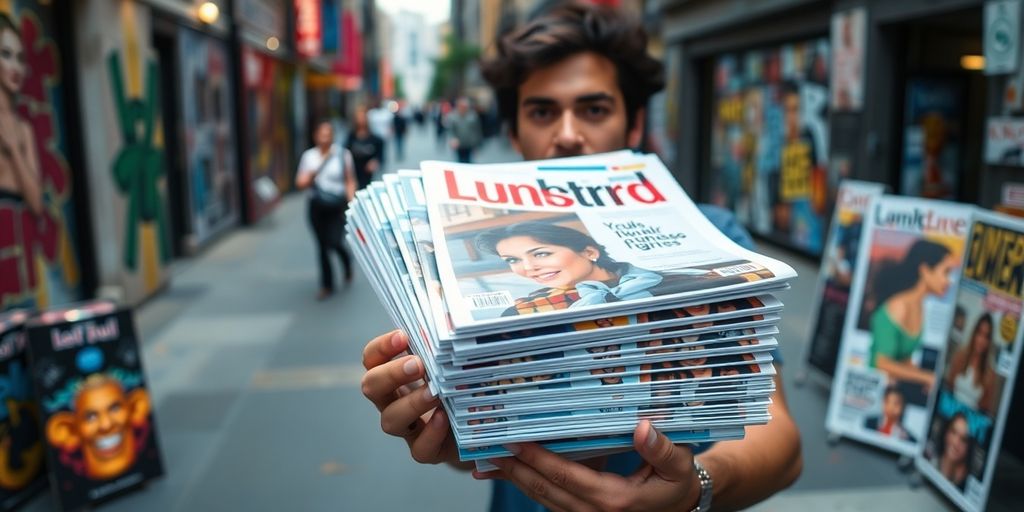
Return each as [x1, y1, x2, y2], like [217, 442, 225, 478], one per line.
[367, 103, 393, 170]
[296, 121, 357, 300]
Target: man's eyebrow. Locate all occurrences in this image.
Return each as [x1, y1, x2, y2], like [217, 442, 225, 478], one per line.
[521, 97, 558, 106]
[520, 93, 616, 106]
[574, 93, 615, 103]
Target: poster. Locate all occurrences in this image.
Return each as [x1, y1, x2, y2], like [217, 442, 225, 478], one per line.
[805, 180, 885, 378]
[26, 303, 163, 511]
[709, 37, 832, 256]
[826, 196, 973, 456]
[0, 310, 46, 510]
[830, 8, 866, 112]
[0, 1, 84, 311]
[178, 29, 239, 247]
[900, 78, 964, 200]
[241, 46, 294, 223]
[917, 211, 1024, 511]
[985, 117, 1024, 167]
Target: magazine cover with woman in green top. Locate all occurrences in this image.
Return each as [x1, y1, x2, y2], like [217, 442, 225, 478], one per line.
[826, 195, 972, 455]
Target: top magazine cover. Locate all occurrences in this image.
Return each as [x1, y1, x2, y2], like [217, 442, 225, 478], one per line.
[422, 153, 796, 333]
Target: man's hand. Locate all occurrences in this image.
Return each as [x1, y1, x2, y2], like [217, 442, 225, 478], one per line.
[476, 420, 702, 512]
[361, 330, 464, 467]
[366, 159, 380, 174]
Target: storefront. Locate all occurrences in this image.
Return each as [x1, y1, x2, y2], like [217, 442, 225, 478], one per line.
[234, 0, 301, 224]
[0, 0, 93, 311]
[148, 1, 240, 255]
[661, 0, 834, 256]
[660, 0, 1009, 257]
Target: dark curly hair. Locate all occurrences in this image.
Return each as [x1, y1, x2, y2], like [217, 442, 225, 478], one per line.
[479, 1, 664, 134]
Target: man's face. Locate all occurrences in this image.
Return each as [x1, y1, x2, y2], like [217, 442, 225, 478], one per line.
[511, 52, 642, 160]
[74, 382, 138, 479]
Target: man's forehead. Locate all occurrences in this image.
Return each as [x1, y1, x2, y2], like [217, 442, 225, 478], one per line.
[517, 52, 621, 104]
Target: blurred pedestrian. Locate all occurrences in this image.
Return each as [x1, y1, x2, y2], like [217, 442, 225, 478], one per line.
[295, 120, 356, 300]
[392, 105, 408, 162]
[434, 101, 449, 148]
[345, 107, 384, 190]
[367, 101, 392, 169]
[447, 97, 482, 163]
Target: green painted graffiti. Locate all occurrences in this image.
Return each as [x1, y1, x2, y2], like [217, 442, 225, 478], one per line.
[107, 54, 171, 270]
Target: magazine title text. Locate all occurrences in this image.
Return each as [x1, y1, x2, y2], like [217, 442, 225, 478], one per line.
[875, 205, 967, 236]
[444, 170, 667, 208]
[965, 222, 1024, 297]
[51, 317, 120, 351]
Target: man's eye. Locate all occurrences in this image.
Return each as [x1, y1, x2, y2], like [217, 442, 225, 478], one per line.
[527, 108, 555, 122]
[580, 105, 610, 121]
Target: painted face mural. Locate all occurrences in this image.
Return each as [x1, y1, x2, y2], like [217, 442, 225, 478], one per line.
[45, 374, 151, 481]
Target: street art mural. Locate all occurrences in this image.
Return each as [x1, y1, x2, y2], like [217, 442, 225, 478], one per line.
[75, 0, 169, 304]
[0, 1, 83, 311]
[178, 29, 238, 245]
[242, 46, 294, 223]
[709, 38, 833, 256]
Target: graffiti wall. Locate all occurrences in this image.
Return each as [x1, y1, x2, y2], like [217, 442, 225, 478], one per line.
[74, 0, 170, 304]
[241, 46, 294, 223]
[0, 1, 83, 311]
[709, 38, 833, 256]
[178, 28, 238, 246]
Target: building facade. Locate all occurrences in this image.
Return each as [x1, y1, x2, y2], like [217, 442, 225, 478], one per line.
[659, 0, 1014, 257]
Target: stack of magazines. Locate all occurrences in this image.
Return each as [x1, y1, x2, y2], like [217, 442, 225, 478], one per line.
[347, 152, 796, 468]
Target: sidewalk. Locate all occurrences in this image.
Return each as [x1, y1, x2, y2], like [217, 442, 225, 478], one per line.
[22, 128, 958, 511]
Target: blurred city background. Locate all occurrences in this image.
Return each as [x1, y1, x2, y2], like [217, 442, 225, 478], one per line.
[2, 0, 1024, 510]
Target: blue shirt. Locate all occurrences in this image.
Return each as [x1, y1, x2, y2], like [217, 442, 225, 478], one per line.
[490, 204, 781, 512]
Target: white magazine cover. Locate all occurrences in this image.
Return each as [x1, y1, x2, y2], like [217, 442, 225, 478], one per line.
[826, 195, 974, 455]
[805, 180, 885, 378]
[422, 153, 796, 333]
[916, 210, 1024, 512]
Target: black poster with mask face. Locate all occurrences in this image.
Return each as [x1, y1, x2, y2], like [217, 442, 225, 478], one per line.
[25, 302, 163, 511]
[0, 310, 47, 511]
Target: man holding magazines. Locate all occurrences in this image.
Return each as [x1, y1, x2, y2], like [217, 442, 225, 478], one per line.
[359, 3, 802, 511]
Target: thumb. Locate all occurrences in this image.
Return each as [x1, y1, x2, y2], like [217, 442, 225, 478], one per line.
[633, 420, 696, 482]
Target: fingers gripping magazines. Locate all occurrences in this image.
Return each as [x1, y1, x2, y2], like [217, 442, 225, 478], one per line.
[826, 196, 972, 455]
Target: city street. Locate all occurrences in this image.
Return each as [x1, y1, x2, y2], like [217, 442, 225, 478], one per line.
[20, 126, 960, 511]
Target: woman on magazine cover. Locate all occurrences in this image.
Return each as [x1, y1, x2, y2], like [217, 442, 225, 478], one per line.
[868, 239, 958, 392]
[935, 412, 972, 490]
[944, 313, 998, 414]
[474, 222, 743, 316]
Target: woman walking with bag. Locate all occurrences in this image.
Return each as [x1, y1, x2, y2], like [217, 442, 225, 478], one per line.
[296, 121, 356, 300]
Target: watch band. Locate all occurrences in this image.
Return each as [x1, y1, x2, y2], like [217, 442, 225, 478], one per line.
[689, 458, 713, 512]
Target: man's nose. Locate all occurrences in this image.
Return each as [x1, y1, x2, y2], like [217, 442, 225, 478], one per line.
[554, 111, 583, 150]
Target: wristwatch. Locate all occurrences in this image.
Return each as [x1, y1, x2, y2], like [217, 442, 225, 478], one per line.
[689, 458, 713, 512]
